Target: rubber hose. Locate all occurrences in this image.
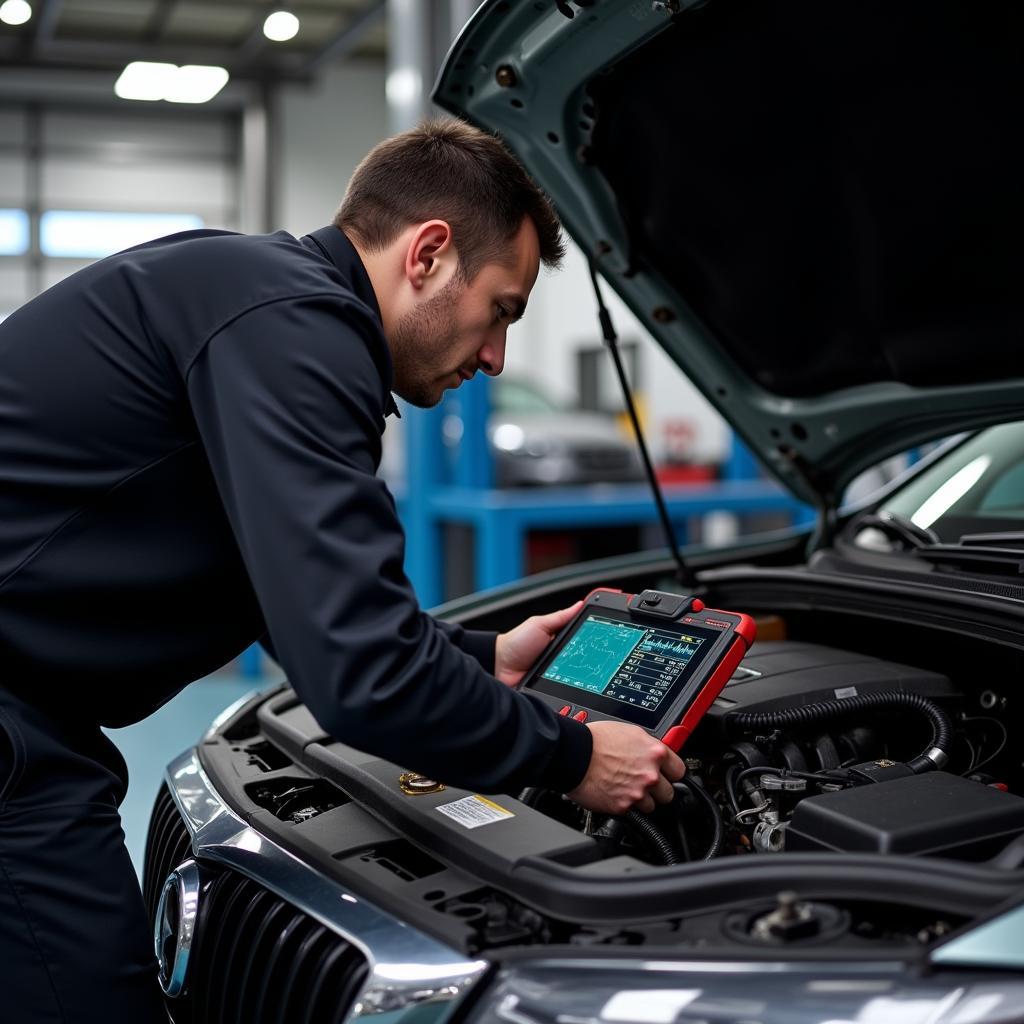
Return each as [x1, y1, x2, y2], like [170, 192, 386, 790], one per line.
[677, 778, 724, 860]
[624, 810, 681, 865]
[727, 690, 952, 774]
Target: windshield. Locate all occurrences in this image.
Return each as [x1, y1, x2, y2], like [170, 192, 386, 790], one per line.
[878, 422, 1024, 543]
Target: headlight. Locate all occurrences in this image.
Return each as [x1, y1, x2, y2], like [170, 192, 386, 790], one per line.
[462, 961, 1024, 1024]
[492, 425, 555, 458]
[493, 424, 527, 452]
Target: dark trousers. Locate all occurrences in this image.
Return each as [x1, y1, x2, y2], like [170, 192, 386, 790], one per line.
[0, 686, 168, 1023]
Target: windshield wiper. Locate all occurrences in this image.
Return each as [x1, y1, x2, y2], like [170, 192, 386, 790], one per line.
[957, 531, 1024, 549]
[913, 532, 1024, 576]
[852, 510, 940, 549]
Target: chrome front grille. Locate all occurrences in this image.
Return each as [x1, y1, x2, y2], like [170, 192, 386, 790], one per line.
[187, 870, 368, 1024]
[143, 783, 369, 1023]
[144, 783, 192, 926]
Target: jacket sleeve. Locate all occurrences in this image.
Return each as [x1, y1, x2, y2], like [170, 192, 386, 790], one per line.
[186, 294, 591, 793]
[433, 621, 497, 674]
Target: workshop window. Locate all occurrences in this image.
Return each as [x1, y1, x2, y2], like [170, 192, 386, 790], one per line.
[40, 211, 204, 260]
[0, 209, 28, 255]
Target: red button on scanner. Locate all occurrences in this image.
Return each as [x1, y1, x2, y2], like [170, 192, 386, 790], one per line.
[558, 705, 572, 716]
[690, 598, 705, 612]
[573, 710, 588, 723]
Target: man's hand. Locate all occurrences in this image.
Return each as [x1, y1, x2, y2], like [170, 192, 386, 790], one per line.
[567, 721, 686, 815]
[494, 600, 582, 687]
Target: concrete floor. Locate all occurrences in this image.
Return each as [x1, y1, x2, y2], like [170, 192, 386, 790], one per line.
[105, 669, 281, 875]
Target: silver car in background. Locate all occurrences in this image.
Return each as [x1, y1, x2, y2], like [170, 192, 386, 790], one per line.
[488, 377, 644, 487]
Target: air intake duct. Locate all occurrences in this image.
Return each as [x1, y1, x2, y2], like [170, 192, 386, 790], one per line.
[727, 690, 952, 774]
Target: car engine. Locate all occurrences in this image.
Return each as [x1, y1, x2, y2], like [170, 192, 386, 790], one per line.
[521, 640, 1024, 867]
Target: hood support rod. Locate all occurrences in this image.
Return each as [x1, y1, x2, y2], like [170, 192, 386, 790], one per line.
[588, 260, 695, 590]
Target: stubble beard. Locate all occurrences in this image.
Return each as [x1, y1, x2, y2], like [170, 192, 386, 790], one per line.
[389, 277, 464, 408]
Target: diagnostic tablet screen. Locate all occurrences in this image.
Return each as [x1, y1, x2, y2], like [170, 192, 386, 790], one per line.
[535, 613, 718, 726]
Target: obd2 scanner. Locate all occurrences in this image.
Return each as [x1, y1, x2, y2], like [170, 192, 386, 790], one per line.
[519, 588, 756, 751]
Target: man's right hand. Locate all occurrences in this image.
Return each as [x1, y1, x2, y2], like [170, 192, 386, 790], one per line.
[566, 721, 686, 815]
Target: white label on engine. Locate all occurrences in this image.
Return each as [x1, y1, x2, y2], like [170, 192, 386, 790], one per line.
[437, 795, 515, 829]
[835, 686, 858, 699]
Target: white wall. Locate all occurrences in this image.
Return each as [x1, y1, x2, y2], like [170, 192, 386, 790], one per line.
[276, 59, 390, 237]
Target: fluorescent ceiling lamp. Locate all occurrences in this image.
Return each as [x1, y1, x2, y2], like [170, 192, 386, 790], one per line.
[263, 10, 299, 42]
[0, 209, 29, 255]
[164, 65, 230, 104]
[114, 62, 228, 104]
[0, 1, 32, 26]
[115, 62, 178, 101]
[41, 210, 204, 259]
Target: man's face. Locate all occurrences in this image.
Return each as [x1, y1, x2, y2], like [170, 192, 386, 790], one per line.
[389, 218, 540, 408]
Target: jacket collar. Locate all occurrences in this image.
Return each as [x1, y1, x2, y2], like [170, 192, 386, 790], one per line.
[302, 226, 400, 418]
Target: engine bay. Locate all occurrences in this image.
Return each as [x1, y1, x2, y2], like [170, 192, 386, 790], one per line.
[196, 594, 1024, 956]
[489, 638, 1023, 868]
[641, 640, 1015, 860]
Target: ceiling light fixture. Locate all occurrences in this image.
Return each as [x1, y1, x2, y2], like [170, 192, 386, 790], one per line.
[114, 62, 178, 101]
[263, 10, 300, 43]
[114, 62, 229, 104]
[0, 0, 33, 26]
[165, 65, 230, 104]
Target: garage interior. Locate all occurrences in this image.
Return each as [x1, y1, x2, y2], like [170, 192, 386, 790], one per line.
[0, 0, 818, 870]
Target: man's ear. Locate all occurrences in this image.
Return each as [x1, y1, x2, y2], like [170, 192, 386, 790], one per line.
[404, 220, 455, 290]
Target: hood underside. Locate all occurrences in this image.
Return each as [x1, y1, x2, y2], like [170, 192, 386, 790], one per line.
[435, 0, 1024, 507]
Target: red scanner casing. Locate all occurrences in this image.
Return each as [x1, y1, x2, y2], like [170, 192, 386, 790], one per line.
[519, 587, 755, 753]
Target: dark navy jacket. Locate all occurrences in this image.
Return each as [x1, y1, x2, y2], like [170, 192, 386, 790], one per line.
[0, 225, 591, 793]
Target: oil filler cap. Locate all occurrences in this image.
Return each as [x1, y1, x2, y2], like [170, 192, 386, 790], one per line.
[398, 772, 446, 796]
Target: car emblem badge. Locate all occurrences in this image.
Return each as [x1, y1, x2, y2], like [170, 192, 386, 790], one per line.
[154, 858, 204, 998]
[399, 772, 446, 795]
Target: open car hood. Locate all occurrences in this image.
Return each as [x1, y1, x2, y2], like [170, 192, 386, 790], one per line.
[434, 0, 1024, 510]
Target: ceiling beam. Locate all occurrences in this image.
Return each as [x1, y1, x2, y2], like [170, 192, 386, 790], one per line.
[232, 1, 276, 70]
[0, 64, 255, 110]
[0, 37, 313, 83]
[303, 0, 386, 76]
[29, 0, 62, 56]
[141, 0, 177, 43]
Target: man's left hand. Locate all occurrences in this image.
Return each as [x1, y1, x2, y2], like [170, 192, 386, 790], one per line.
[494, 600, 583, 687]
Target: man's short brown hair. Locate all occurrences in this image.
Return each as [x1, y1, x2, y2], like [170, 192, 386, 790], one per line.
[335, 118, 565, 282]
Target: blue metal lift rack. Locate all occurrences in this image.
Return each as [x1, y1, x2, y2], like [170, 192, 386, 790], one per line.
[401, 375, 811, 608]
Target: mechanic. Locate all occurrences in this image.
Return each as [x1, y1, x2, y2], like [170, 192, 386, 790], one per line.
[0, 118, 684, 1023]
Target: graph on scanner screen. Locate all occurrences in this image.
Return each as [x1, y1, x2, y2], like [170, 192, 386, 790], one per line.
[542, 615, 705, 710]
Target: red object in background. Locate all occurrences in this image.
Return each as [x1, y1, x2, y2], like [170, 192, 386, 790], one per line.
[656, 464, 715, 484]
[659, 417, 715, 483]
[525, 533, 576, 575]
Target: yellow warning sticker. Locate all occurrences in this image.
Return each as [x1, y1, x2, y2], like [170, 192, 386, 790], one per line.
[436, 794, 515, 829]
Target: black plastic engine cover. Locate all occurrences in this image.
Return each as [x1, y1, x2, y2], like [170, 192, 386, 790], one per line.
[786, 772, 1024, 860]
[707, 641, 956, 721]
